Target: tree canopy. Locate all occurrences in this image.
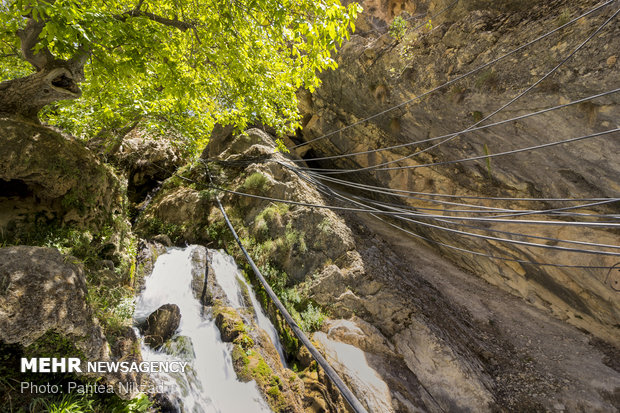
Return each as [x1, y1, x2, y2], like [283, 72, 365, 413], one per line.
[0, 0, 360, 151]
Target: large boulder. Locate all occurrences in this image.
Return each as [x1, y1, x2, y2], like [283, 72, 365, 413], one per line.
[0, 246, 108, 359]
[141, 304, 181, 349]
[0, 118, 125, 241]
[101, 127, 188, 205]
[0, 246, 141, 398]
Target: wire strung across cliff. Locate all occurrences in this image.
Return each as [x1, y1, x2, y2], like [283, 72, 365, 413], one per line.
[298, 128, 620, 174]
[295, 7, 620, 174]
[205, 156, 620, 216]
[290, 168, 620, 253]
[292, 166, 620, 251]
[288, 0, 617, 150]
[331, 193, 620, 220]
[304, 170, 619, 203]
[288, 168, 620, 271]
[188, 160, 620, 263]
[197, 172, 620, 228]
[303, 180, 620, 257]
[284, 162, 620, 221]
[207, 158, 620, 222]
[289, 88, 620, 163]
[203, 154, 620, 207]
[299, 179, 620, 221]
[149, 158, 620, 274]
[196, 151, 620, 223]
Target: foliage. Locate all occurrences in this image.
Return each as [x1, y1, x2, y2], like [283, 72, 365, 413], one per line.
[242, 172, 271, 193]
[389, 16, 408, 40]
[199, 188, 218, 201]
[317, 218, 331, 235]
[470, 110, 483, 123]
[283, 223, 307, 253]
[0, 220, 125, 268]
[0, 339, 150, 413]
[24, 330, 85, 360]
[0, 0, 361, 151]
[87, 281, 136, 334]
[1, 218, 138, 343]
[30, 393, 95, 413]
[102, 393, 152, 413]
[28, 392, 151, 413]
[297, 303, 325, 331]
[253, 260, 325, 333]
[141, 216, 185, 243]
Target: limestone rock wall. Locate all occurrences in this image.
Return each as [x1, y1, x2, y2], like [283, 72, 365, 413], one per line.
[140, 128, 619, 411]
[294, 0, 620, 341]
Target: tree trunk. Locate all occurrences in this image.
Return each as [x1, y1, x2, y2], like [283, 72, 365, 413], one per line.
[0, 65, 83, 121]
[0, 16, 89, 121]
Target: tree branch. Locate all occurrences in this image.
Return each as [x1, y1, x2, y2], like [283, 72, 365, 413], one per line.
[68, 46, 91, 83]
[16, 18, 55, 70]
[116, 10, 196, 31]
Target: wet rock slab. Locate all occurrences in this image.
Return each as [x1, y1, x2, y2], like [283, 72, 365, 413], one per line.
[140, 303, 181, 349]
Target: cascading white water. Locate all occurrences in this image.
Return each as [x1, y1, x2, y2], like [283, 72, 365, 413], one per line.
[209, 249, 287, 366]
[134, 246, 272, 413]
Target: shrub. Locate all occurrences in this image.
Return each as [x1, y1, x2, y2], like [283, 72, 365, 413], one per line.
[389, 16, 408, 40]
[242, 172, 271, 193]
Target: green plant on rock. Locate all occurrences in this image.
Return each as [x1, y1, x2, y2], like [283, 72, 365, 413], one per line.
[199, 188, 218, 201]
[86, 278, 135, 336]
[260, 263, 289, 293]
[317, 218, 332, 235]
[142, 216, 185, 242]
[298, 303, 326, 332]
[205, 220, 230, 247]
[30, 393, 95, 413]
[389, 16, 408, 40]
[253, 203, 290, 240]
[242, 172, 271, 193]
[24, 330, 85, 360]
[470, 110, 484, 123]
[283, 223, 307, 253]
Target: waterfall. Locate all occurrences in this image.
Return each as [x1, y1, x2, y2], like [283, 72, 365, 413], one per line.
[134, 246, 276, 412]
[209, 249, 287, 366]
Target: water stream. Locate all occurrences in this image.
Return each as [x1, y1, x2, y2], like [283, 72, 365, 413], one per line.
[209, 249, 287, 365]
[133, 246, 281, 412]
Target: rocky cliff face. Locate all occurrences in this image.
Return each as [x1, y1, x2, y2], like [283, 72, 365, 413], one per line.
[293, 0, 620, 342]
[140, 128, 619, 411]
[0, 118, 143, 405]
[0, 118, 126, 240]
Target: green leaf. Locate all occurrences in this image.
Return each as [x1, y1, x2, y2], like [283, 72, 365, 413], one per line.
[1, 0, 359, 154]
